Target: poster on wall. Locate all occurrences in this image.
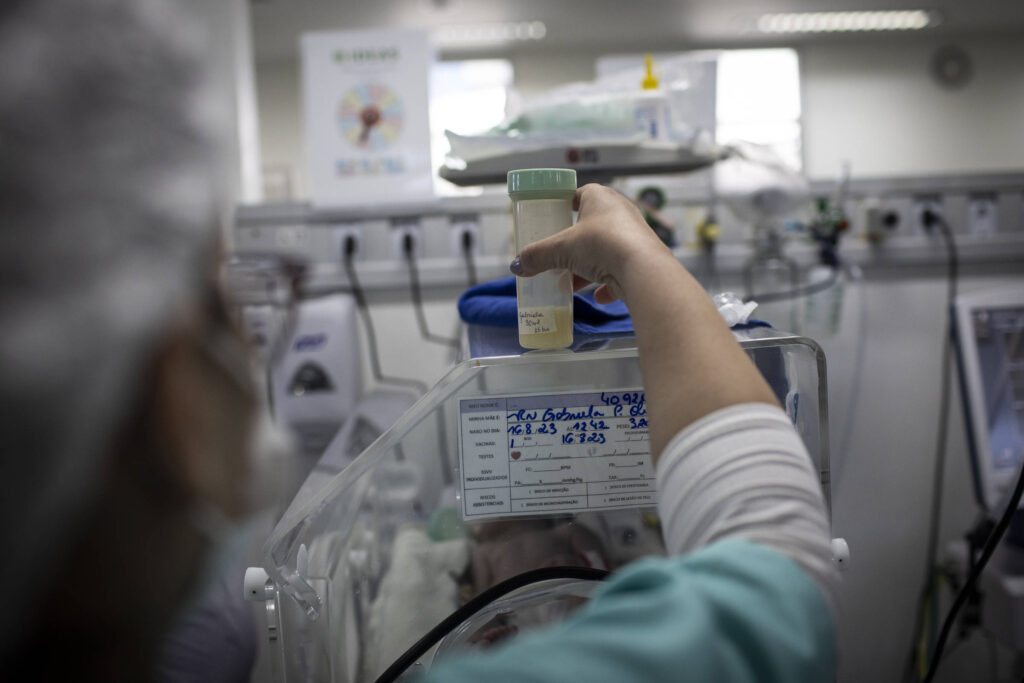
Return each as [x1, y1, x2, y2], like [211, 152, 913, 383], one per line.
[302, 29, 435, 207]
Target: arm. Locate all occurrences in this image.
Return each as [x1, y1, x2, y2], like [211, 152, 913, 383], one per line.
[420, 539, 835, 683]
[419, 186, 837, 683]
[515, 184, 778, 460]
[516, 183, 835, 597]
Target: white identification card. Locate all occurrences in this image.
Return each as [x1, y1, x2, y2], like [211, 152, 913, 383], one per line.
[518, 307, 557, 335]
[458, 390, 655, 520]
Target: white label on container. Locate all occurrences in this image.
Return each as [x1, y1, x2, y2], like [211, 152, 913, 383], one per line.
[458, 390, 655, 520]
[518, 307, 558, 335]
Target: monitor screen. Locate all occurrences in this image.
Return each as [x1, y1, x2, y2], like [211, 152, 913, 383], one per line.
[957, 291, 1024, 511]
[970, 306, 1024, 473]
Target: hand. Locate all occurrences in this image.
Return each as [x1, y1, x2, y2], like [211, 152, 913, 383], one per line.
[511, 184, 674, 304]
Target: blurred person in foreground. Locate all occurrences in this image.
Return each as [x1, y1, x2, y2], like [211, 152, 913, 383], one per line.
[0, 1, 264, 680]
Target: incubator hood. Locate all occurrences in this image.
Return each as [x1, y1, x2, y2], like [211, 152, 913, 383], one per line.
[257, 328, 830, 683]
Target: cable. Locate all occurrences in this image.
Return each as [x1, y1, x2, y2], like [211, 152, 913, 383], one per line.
[750, 266, 840, 304]
[833, 264, 868, 490]
[903, 211, 959, 682]
[938, 634, 965, 666]
[342, 236, 427, 395]
[448, 228, 477, 364]
[462, 228, 479, 287]
[403, 232, 460, 348]
[922, 458, 1024, 682]
[988, 631, 998, 683]
[374, 566, 610, 683]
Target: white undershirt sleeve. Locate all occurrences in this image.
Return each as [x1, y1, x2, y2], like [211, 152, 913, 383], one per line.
[656, 403, 837, 604]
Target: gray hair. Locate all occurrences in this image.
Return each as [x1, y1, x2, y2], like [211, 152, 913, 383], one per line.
[0, 0, 221, 651]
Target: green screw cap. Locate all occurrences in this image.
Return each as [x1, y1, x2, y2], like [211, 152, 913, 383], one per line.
[507, 168, 577, 196]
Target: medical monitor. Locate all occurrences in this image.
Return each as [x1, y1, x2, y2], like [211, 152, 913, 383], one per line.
[954, 288, 1024, 512]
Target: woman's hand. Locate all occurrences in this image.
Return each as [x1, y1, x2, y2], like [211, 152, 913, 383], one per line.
[511, 184, 674, 305]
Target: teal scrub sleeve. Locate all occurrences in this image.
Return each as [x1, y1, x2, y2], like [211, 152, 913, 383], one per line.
[418, 538, 835, 683]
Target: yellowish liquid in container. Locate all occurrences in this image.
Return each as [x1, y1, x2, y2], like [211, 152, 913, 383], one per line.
[510, 176, 576, 350]
[518, 306, 573, 350]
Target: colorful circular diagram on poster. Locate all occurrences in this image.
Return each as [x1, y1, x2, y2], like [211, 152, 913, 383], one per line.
[338, 83, 404, 150]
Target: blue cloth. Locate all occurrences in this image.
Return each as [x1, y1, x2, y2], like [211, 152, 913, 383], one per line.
[458, 277, 633, 335]
[458, 277, 771, 334]
[418, 539, 835, 683]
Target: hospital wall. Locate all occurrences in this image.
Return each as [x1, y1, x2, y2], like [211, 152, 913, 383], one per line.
[255, 34, 1024, 193]
[801, 36, 1024, 179]
[251, 36, 1024, 683]
[183, 0, 262, 207]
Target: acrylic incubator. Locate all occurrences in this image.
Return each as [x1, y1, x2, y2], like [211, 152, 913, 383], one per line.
[251, 327, 832, 683]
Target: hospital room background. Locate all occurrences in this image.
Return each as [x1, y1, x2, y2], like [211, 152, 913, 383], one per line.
[183, 1, 1024, 681]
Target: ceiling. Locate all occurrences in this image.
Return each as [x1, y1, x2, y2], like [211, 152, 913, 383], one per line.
[250, 0, 1024, 64]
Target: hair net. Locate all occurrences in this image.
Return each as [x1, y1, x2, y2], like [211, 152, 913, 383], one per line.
[0, 0, 222, 652]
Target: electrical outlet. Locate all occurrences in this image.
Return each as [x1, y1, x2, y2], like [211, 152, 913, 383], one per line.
[390, 219, 422, 260]
[967, 194, 998, 235]
[865, 203, 901, 242]
[274, 225, 310, 252]
[450, 216, 480, 257]
[332, 223, 363, 261]
[912, 195, 944, 234]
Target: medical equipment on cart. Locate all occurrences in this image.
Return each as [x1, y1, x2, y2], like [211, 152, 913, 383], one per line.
[954, 288, 1024, 514]
[938, 288, 1024, 654]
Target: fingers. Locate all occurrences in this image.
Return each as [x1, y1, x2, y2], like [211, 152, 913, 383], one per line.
[573, 185, 587, 211]
[513, 186, 600, 278]
[511, 183, 652, 291]
[573, 183, 603, 212]
[593, 284, 620, 304]
[514, 228, 577, 277]
[572, 275, 593, 292]
[570, 277, 620, 303]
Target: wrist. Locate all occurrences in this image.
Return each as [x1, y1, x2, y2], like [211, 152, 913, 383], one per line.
[617, 248, 684, 304]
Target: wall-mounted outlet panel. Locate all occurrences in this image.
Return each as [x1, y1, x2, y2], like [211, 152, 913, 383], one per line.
[967, 194, 998, 236]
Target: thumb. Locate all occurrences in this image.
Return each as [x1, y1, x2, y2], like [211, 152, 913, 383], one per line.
[512, 228, 576, 277]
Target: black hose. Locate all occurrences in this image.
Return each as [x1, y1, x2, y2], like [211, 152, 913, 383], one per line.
[374, 566, 610, 683]
[903, 211, 959, 682]
[343, 237, 427, 395]
[922, 460, 1024, 682]
[462, 228, 479, 288]
[751, 266, 840, 304]
[404, 232, 460, 348]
